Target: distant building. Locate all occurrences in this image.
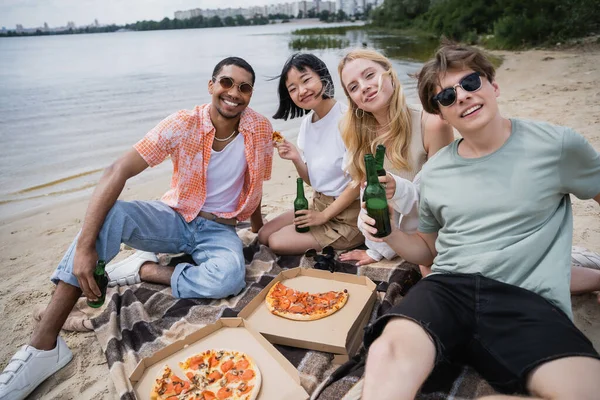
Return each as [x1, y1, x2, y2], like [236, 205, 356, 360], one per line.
[174, 1, 336, 20]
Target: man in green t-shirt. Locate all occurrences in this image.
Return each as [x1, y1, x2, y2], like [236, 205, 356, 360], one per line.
[359, 42, 600, 399]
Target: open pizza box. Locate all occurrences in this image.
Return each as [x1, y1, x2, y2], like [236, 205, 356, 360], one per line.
[129, 318, 309, 399]
[239, 267, 377, 364]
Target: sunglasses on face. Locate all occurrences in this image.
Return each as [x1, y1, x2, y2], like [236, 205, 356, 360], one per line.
[432, 72, 482, 107]
[213, 76, 254, 95]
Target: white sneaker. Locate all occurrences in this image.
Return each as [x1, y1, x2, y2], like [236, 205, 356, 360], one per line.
[106, 250, 159, 287]
[0, 336, 73, 400]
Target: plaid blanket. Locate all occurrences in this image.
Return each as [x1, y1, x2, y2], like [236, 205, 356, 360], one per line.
[90, 226, 497, 399]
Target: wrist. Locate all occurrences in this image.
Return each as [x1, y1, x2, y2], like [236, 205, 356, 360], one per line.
[382, 229, 396, 243]
[76, 236, 96, 251]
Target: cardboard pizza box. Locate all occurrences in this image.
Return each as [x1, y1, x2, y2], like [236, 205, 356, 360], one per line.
[238, 267, 377, 360]
[129, 318, 308, 400]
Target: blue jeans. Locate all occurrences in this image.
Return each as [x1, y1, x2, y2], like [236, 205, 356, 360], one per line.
[50, 200, 246, 299]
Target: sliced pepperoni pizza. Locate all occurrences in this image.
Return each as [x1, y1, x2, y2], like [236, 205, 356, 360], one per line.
[265, 281, 349, 321]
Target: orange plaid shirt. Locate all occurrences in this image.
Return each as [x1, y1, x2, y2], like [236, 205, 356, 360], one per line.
[134, 104, 273, 223]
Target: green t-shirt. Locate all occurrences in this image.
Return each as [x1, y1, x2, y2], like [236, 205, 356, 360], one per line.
[419, 118, 600, 318]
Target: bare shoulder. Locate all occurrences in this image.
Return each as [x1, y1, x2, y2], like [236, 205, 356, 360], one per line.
[422, 112, 454, 158]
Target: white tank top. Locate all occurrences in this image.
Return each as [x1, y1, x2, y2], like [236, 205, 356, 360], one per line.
[202, 133, 247, 213]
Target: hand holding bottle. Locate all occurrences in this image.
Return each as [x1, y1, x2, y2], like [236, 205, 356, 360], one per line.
[73, 246, 102, 301]
[358, 201, 395, 242]
[294, 209, 328, 228]
[378, 173, 396, 199]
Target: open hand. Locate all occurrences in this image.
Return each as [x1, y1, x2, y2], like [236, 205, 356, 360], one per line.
[275, 140, 301, 162]
[73, 246, 102, 301]
[339, 249, 377, 266]
[294, 209, 328, 228]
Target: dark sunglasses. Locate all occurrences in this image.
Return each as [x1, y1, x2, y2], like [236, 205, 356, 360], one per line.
[432, 72, 482, 107]
[305, 246, 336, 272]
[213, 76, 253, 95]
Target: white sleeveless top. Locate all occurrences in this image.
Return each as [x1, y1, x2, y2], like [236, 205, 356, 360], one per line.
[383, 105, 427, 181]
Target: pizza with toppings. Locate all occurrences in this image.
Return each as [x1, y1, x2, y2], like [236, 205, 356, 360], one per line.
[265, 281, 349, 321]
[151, 349, 261, 400]
[272, 131, 284, 144]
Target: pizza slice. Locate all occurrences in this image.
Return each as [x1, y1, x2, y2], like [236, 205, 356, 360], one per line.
[272, 131, 284, 144]
[265, 281, 349, 321]
[151, 365, 193, 400]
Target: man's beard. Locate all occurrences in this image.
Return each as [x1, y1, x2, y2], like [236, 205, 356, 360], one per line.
[215, 104, 243, 120]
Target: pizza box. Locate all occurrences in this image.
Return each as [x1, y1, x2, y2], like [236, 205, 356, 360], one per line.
[238, 267, 377, 360]
[129, 318, 309, 400]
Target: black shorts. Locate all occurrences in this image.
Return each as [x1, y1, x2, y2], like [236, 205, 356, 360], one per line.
[363, 273, 600, 394]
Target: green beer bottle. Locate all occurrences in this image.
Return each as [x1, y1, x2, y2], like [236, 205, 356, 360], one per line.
[87, 260, 108, 308]
[364, 154, 392, 238]
[375, 144, 386, 177]
[294, 177, 310, 233]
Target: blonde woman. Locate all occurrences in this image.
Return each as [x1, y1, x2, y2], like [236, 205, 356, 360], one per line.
[337, 48, 453, 271]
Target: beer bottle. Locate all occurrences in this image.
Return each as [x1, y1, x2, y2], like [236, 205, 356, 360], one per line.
[375, 144, 386, 177]
[364, 154, 392, 238]
[294, 177, 310, 233]
[87, 260, 108, 308]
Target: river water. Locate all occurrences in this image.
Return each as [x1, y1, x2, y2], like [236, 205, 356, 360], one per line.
[0, 22, 428, 219]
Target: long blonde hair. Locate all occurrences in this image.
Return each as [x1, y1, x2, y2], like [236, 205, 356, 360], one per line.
[338, 49, 412, 185]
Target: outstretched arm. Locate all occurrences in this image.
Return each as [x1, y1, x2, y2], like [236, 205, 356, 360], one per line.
[74, 148, 149, 300]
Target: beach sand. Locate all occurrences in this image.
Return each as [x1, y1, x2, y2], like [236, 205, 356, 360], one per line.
[0, 44, 599, 398]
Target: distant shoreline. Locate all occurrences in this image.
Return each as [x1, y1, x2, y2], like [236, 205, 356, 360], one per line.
[0, 18, 347, 38]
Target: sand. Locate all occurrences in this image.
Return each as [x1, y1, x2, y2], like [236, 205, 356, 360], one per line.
[0, 44, 599, 399]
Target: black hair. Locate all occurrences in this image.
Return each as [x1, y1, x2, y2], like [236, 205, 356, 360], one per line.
[272, 53, 335, 120]
[212, 57, 256, 85]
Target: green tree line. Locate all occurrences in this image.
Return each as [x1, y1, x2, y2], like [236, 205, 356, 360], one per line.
[370, 0, 600, 48]
[0, 14, 272, 37]
[124, 14, 270, 31]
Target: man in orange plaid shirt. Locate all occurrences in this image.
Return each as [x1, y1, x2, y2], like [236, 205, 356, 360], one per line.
[0, 57, 274, 400]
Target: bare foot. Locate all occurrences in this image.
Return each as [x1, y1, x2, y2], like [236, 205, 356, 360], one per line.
[33, 304, 93, 332]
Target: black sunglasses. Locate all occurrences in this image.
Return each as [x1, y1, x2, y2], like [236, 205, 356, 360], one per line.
[213, 76, 254, 95]
[432, 72, 482, 107]
[305, 246, 336, 272]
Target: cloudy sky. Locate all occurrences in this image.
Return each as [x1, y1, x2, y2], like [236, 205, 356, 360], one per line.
[1, 0, 286, 29]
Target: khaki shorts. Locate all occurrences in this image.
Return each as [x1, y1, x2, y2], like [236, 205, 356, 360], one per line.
[309, 192, 364, 250]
